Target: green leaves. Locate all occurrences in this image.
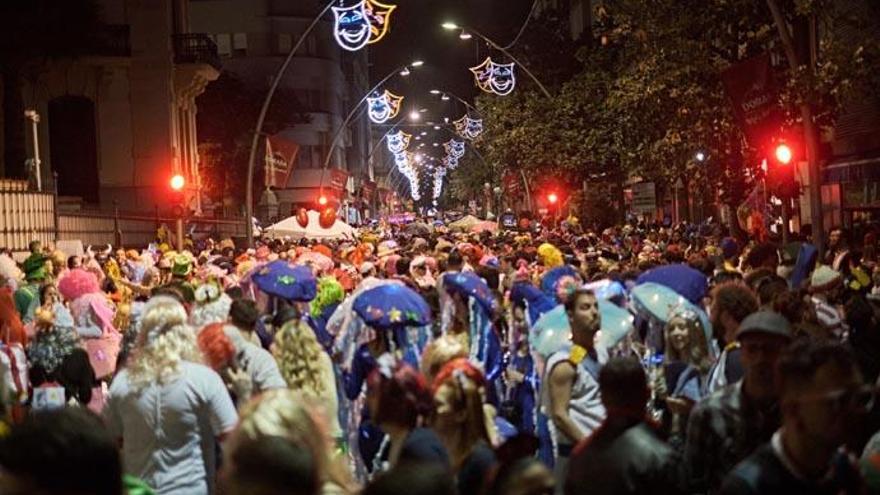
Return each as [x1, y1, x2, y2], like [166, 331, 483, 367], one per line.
[468, 0, 879, 216]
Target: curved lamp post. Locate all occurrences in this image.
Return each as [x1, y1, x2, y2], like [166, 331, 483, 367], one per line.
[429, 89, 481, 115]
[244, 1, 336, 247]
[441, 22, 552, 99]
[320, 60, 424, 173]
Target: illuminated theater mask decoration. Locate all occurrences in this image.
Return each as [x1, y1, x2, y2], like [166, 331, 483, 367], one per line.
[469, 57, 516, 96]
[367, 90, 404, 124]
[365, 0, 397, 44]
[386, 130, 412, 154]
[453, 115, 483, 140]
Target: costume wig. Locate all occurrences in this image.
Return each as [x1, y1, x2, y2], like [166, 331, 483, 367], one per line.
[0, 288, 26, 346]
[310, 277, 344, 318]
[0, 255, 23, 290]
[190, 283, 232, 330]
[127, 296, 200, 389]
[272, 320, 326, 396]
[197, 322, 235, 370]
[536, 243, 563, 269]
[58, 269, 101, 302]
[367, 360, 433, 429]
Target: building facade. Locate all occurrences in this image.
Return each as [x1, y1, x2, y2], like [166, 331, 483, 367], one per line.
[189, 0, 372, 223]
[0, 0, 219, 214]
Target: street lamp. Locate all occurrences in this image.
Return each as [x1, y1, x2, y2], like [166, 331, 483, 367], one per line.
[321, 60, 424, 174]
[409, 110, 421, 121]
[441, 21, 552, 99]
[429, 88, 481, 115]
[695, 151, 706, 162]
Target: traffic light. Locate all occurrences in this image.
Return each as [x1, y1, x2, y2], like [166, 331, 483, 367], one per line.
[170, 174, 185, 191]
[774, 143, 793, 165]
[547, 193, 558, 205]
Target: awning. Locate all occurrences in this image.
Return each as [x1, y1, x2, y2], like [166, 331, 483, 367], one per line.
[823, 156, 880, 184]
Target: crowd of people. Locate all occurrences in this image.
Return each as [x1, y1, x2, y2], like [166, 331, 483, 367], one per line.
[0, 219, 879, 495]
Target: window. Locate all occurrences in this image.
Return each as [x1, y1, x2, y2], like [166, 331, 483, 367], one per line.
[306, 35, 318, 56]
[233, 33, 247, 56]
[278, 33, 292, 54]
[215, 33, 231, 56]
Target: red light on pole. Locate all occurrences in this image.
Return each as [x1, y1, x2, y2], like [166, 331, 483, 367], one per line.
[170, 174, 185, 191]
[548, 193, 558, 205]
[775, 143, 793, 165]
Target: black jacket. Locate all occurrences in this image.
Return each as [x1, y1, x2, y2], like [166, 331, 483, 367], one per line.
[565, 417, 684, 495]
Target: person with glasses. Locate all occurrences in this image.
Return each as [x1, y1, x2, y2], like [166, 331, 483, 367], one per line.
[685, 311, 792, 493]
[721, 339, 867, 494]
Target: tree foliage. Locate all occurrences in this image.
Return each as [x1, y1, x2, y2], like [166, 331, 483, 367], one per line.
[470, 0, 880, 216]
[196, 73, 309, 205]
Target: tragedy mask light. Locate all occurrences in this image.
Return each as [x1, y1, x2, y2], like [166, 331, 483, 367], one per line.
[365, 0, 396, 44]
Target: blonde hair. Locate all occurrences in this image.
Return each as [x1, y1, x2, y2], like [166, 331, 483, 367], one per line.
[272, 320, 325, 396]
[421, 334, 468, 384]
[127, 296, 202, 389]
[232, 389, 355, 493]
[664, 313, 712, 375]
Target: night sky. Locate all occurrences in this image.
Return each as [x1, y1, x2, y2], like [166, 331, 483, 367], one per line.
[369, 0, 535, 150]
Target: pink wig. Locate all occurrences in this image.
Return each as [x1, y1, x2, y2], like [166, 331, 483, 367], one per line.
[58, 268, 101, 302]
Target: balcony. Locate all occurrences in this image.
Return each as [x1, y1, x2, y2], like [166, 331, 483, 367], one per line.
[172, 33, 222, 71]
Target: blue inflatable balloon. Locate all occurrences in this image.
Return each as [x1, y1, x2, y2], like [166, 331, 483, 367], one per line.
[597, 300, 635, 349]
[630, 282, 713, 352]
[529, 305, 570, 358]
[529, 302, 635, 358]
[583, 279, 627, 302]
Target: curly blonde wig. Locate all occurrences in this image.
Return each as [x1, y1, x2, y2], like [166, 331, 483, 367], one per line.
[420, 333, 468, 384]
[272, 320, 325, 397]
[231, 389, 354, 492]
[127, 296, 202, 389]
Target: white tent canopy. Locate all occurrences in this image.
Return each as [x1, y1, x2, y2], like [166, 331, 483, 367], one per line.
[265, 210, 357, 240]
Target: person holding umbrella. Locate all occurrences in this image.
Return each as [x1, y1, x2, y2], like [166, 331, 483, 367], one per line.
[439, 271, 503, 406]
[341, 282, 433, 474]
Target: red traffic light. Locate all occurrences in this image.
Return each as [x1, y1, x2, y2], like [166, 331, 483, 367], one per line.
[547, 193, 558, 205]
[317, 195, 328, 206]
[170, 174, 185, 191]
[774, 143, 793, 165]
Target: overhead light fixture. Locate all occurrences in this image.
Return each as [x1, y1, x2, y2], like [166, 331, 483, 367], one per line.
[411, 60, 424, 67]
[459, 32, 473, 40]
[441, 95, 450, 101]
[430, 89, 441, 95]
[442, 22, 459, 30]
[399, 67, 411, 76]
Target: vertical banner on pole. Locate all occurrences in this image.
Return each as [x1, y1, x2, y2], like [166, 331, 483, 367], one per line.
[264, 134, 299, 189]
[720, 53, 784, 148]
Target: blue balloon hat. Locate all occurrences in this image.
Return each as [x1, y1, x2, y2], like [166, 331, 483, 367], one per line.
[251, 261, 317, 302]
[352, 284, 432, 330]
